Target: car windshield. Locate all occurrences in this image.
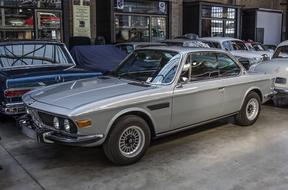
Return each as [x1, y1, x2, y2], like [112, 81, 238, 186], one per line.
[113, 50, 180, 84]
[0, 43, 73, 69]
[252, 44, 265, 51]
[273, 46, 288, 58]
[223, 41, 248, 51]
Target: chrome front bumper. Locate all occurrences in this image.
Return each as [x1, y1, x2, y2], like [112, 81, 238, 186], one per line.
[0, 102, 26, 115]
[19, 115, 104, 146]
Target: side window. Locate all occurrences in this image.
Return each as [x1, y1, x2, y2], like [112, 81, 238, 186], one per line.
[222, 41, 232, 51]
[217, 53, 241, 77]
[185, 52, 219, 81]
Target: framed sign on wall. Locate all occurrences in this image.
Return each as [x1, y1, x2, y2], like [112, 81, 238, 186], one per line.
[73, 0, 91, 37]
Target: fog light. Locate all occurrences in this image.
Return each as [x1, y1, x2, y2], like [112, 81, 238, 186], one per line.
[64, 119, 71, 132]
[53, 117, 60, 130]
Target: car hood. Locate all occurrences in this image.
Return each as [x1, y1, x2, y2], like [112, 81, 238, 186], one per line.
[0, 66, 101, 89]
[231, 50, 272, 59]
[27, 77, 154, 110]
[252, 58, 288, 74]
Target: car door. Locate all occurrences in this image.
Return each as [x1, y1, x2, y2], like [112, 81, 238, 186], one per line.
[171, 52, 225, 129]
[216, 52, 246, 115]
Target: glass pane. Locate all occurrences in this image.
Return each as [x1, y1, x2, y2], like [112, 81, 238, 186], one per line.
[225, 20, 235, 37]
[0, 8, 34, 39]
[114, 0, 168, 15]
[217, 53, 240, 77]
[188, 52, 219, 81]
[211, 20, 223, 37]
[36, 11, 62, 40]
[115, 15, 150, 42]
[227, 8, 236, 19]
[0, 44, 72, 69]
[211, 7, 223, 18]
[151, 17, 167, 41]
[0, 0, 62, 9]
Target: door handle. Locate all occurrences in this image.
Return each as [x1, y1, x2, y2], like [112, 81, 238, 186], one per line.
[218, 87, 225, 92]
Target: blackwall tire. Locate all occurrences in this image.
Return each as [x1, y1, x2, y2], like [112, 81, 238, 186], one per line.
[103, 115, 151, 165]
[235, 92, 261, 126]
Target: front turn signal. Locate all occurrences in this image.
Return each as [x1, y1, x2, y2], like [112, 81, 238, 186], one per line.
[76, 120, 92, 128]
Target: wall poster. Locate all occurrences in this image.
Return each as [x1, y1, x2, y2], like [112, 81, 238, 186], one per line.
[73, 0, 91, 37]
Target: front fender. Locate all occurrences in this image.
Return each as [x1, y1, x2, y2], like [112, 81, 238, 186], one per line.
[105, 107, 156, 137]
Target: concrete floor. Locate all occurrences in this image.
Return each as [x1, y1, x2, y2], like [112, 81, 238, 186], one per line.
[1, 102, 288, 190]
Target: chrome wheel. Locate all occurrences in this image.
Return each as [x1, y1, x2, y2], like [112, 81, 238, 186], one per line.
[119, 126, 145, 158]
[246, 98, 259, 121]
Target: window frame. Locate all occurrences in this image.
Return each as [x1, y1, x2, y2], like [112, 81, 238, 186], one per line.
[179, 51, 243, 84]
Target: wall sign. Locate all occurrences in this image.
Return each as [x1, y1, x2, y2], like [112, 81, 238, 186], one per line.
[73, 0, 91, 37]
[159, 2, 166, 13]
[117, 0, 124, 9]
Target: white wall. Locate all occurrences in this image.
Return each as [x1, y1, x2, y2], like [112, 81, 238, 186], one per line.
[257, 11, 282, 45]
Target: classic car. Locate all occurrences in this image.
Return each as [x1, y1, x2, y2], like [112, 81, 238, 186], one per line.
[0, 41, 101, 117]
[25, 13, 61, 27]
[115, 42, 166, 54]
[21, 47, 274, 165]
[161, 39, 210, 48]
[244, 41, 274, 54]
[200, 37, 272, 68]
[263, 44, 277, 52]
[251, 40, 288, 95]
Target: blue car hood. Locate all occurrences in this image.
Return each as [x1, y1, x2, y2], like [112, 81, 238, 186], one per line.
[1, 66, 101, 89]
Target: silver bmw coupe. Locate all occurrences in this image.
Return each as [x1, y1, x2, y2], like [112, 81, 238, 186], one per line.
[22, 47, 275, 165]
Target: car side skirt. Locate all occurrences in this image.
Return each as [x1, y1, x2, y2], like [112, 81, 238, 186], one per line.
[155, 112, 239, 138]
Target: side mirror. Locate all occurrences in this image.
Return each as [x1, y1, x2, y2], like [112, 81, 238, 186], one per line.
[262, 54, 270, 61]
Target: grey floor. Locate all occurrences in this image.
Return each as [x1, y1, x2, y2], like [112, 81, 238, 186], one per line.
[1, 102, 288, 190]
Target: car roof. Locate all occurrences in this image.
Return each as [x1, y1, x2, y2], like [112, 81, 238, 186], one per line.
[200, 37, 241, 43]
[0, 40, 63, 46]
[138, 46, 227, 55]
[116, 42, 164, 46]
[277, 40, 288, 47]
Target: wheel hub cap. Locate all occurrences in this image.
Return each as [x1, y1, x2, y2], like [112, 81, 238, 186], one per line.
[246, 98, 259, 121]
[119, 126, 145, 158]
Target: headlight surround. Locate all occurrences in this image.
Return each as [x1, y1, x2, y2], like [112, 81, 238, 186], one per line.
[53, 117, 60, 130]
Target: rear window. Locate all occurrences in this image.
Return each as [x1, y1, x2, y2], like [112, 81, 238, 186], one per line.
[0, 43, 73, 69]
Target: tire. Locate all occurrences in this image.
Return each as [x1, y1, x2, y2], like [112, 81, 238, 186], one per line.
[103, 115, 151, 165]
[235, 92, 261, 126]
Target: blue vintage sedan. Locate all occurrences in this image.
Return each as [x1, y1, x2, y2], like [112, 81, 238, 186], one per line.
[0, 41, 101, 116]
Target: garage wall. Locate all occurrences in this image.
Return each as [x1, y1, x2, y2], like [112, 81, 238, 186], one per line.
[257, 11, 282, 45]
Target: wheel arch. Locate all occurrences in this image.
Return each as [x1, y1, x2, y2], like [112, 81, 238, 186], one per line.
[106, 108, 157, 139]
[240, 87, 263, 109]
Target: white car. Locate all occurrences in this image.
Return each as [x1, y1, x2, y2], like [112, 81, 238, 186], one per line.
[251, 40, 288, 95]
[201, 37, 272, 69]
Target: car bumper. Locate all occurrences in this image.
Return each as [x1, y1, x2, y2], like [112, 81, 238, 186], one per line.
[19, 115, 104, 146]
[0, 102, 26, 115]
[274, 88, 288, 95]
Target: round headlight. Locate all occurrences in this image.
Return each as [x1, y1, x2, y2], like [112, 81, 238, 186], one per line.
[64, 119, 71, 132]
[53, 117, 60, 130]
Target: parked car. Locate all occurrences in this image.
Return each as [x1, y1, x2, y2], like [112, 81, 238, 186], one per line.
[244, 41, 274, 55]
[263, 44, 277, 52]
[116, 42, 166, 54]
[200, 37, 271, 69]
[251, 40, 288, 96]
[161, 39, 210, 48]
[0, 41, 101, 117]
[25, 13, 60, 26]
[21, 46, 274, 165]
[174, 33, 199, 40]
